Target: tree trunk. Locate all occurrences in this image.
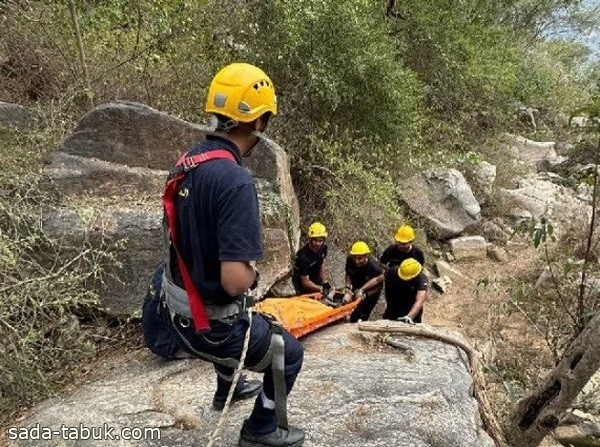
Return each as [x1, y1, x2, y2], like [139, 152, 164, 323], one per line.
[505, 313, 600, 447]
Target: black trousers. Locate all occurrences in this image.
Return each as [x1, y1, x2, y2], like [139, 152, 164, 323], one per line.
[169, 312, 304, 434]
[349, 290, 382, 323]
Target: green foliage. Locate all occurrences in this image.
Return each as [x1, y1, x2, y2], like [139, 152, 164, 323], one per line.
[570, 95, 600, 130]
[514, 216, 555, 248]
[392, 0, 525, 144]
[295, 131, 404, 251]
[240, 0, 423, 146]
[0, 128, 116, 425]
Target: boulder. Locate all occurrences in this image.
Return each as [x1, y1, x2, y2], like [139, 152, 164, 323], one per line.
[479, 220, 511, 244]
[268, 275, 297, 297]
[399, 168, 481, 239]
[11, 324, 495, 447]
[501, 134, 557, 170]
[449, 236, 487, 261]
[42, 102, 300, 317]
[499, 175, 592, 232]
[431, 275, 452, 293]
[553, 422, 600, 447]
[60, 102, 206, 169]
[435, 260, 470, 282]
[487, 244, 508, 263]
[42, 205, 164, 317]
[465, 161, 496, 206]
[537, 156, 569, 173]
[44, 151, 166, 198]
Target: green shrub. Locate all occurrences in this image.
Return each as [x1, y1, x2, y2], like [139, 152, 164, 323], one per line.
[0, 128, 115, 425]
[293, 131, 405, 251]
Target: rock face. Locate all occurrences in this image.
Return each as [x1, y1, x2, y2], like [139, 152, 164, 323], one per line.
[449, 236, 487, 261]
[499, 175, 592, 232]
[502, 133, 557, 170]
[399, 168, 481, 239]
[42, 102, 300, 317]
[11, 324, 494, 447]
[465, 161, 496, 206]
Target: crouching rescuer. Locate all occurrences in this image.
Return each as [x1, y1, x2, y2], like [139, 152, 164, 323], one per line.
[143, 63, 305, 447]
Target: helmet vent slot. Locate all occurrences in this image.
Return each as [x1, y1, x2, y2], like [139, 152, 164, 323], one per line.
[213, 93, 227, 107]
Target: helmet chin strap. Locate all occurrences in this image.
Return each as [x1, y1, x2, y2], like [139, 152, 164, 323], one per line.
[209, 116, 269, 156]
[251, 130, 268, 141]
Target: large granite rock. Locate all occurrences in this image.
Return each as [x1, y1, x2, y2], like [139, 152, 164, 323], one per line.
[498, 174, 592, 234]
[9, 324, 494, 447]
[42, 102, 300, 317]
[59, 102, 206, 169]
[501, 133, 557, 170]
[399, 168, 481, 239]
[449, 236, 487, 261]
[465, 161, 496, 206]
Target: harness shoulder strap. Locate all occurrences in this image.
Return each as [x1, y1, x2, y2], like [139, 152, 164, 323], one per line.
[162, 149, 237, 332]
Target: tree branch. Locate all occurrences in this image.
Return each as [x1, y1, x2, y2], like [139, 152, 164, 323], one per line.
[578, 157, 599, 330]
[358, 320, 510, 447]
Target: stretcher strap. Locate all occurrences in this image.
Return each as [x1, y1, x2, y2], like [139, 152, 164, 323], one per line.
[271, 331, 288, 429]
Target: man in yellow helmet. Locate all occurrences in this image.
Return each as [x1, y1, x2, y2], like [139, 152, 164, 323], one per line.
[148, 63, 304, 447]
[343, 241, 385, 322]
[382, 258, 429, 324]
[292, 222, 330, 295]
[380, 224, 425, 269]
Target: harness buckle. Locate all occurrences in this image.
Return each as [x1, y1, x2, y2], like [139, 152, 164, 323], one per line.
[182, 157, 197, 171]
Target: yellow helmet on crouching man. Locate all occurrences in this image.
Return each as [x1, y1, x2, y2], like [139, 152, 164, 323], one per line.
[205, 62, 277, 132]
[398, 258, 422, 281]
[349, 241, 371, 256]
[307, 222, 327, 238]
[394, 225, 415, 243]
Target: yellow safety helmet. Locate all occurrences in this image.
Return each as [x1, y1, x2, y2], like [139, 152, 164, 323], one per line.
[307, 222, 328, 238]
[349, 241, 371, 256]
[398, 258, 422, 281]
[205, 62, 277, 123]
[394, 225, 415, 243]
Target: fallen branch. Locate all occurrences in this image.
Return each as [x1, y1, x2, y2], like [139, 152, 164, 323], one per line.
[358, 320, 509, 447]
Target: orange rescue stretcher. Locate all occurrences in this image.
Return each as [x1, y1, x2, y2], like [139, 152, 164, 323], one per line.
[254, 291, 361, 339]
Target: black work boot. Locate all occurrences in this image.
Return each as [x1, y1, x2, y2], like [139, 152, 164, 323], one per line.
[239, 420, 305, 447]
[213, 379, 263, 411]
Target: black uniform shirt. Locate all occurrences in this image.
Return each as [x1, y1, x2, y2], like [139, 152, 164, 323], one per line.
[174, 135, 263, 305]
[383, 270, 428, 321]
[292, 244, 328, 293]
[380, 245, 425, 268]
[345, 257, 383, 290]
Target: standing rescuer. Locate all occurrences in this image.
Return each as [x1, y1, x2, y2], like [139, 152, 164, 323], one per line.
[383, 258, 429, 324]
[343, 241, 384, 322]
[380, 224, 425, 269]
[148, 63, 305, 447]
[292, 222, 330, 295]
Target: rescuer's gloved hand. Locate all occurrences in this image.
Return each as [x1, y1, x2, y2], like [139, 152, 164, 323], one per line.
[398, 315, 414, 325]
[343, 289, 353, 303]
[321, 282, 331, 296]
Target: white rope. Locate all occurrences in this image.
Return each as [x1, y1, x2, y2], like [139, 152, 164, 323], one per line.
[206, 308, 253, 447]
